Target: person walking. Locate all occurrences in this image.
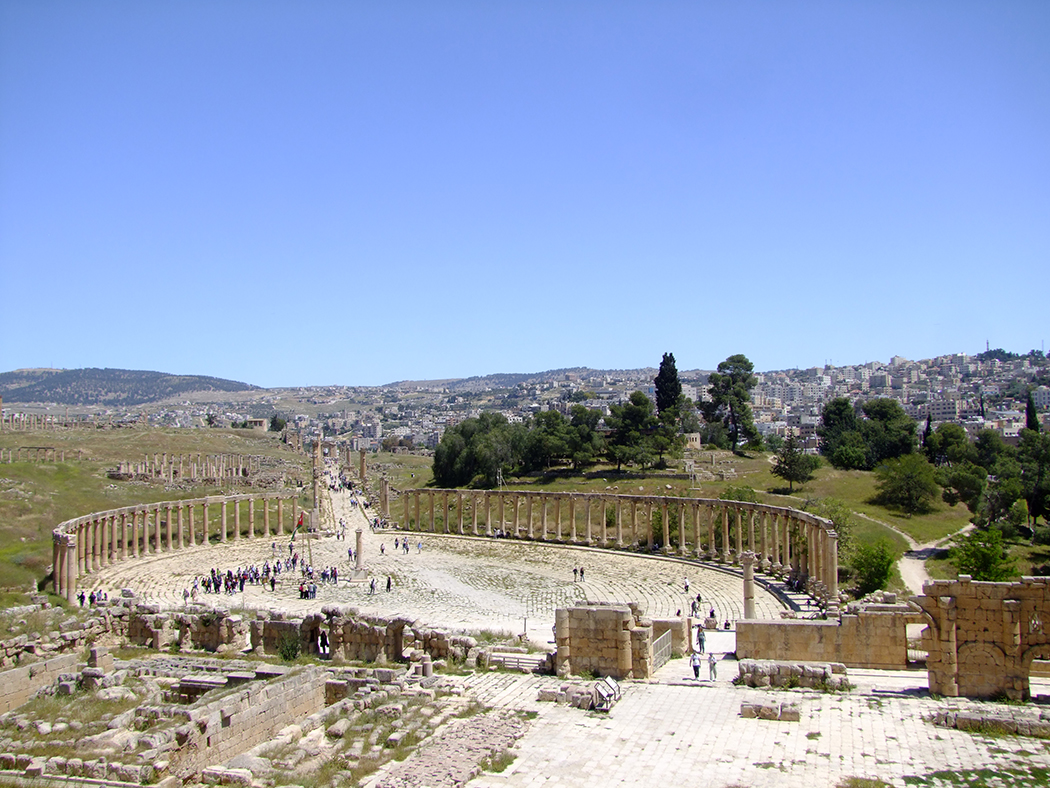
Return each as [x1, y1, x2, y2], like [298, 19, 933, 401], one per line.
[697, 627, 706, 653]
[708, 651, 718, 681]
[690, 650, 702, 679]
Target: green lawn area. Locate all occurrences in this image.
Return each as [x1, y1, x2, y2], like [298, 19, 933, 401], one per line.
[0, 428, 309, 590]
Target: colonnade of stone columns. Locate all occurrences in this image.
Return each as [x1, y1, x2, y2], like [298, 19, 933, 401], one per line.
[400, 488, 838, 606]
[112, 453, 262, 482]
[51, 492, 302, 602]
[1, 447, 81, 462]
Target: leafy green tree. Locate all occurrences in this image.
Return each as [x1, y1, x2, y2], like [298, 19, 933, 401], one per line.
[522, 410, 570, 472]
[606, 392, 658, 471]
[859, 398, 917, 468]
[703, 354, 759, 453]
[818, 397, 859, 462]
[1019, 428, 1050, 523]
[1027, 390, 1041, 432]
[432, 412, 524, 488]
[924, 423, 976, 467]
[567, 405, 604, 470]
[940, 461, 987, 514]
[950, 528, 1017, 581]
[654, 352, 683, 417]
[976, 455, 1024, 525]
[974, 428, 1010, 471]
[873, 454, 940, 514]
[851, 539, 896, 595]
[771, 433, 821, 492]
[269, 415, 287, 432]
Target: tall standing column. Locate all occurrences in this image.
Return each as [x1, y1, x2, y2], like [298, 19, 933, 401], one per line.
[661, 500, 670, 552]
[234, 500, 241, 541]
[826, 530, 839, 613]
[569, 496, 578, 542]
[554, 496, 562, 540]
[457, 492, 465, 535]
[616, 500, 623, 546]
[218, 500, 225, 542]
[248, 498, 256, 539]
[66, 536, 78, 602]
[429, 491, 436, 533]
[359, 449, 366, 481]
[472, 493, 479, 536]
[277, 499, 284, 537]
[263, 498, 270, 538]
[734, 508, 743, 564]
[381, 478, 389, 520]
[742, 551, 756, 620]
[541, 495, 549, 540]
[404, 492, 411, 531]
[585, 497, 592, 543]
[721, 507, 731, 563]
[442, 491, 449, 534]
[154, 507, 163, 553]
[120, 512, 128, 559]
[177, 505, 184, 549]
[527, 494, 534, 539]
[132, 511, 140, 558]
[485, 493, 493, 536]
[188, 504, 196, 547]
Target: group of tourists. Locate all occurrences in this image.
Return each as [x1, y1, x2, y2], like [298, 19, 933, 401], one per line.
[76, 589, 107, 607]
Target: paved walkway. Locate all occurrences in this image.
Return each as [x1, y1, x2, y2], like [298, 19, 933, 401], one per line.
[90, 490, 789, 642]
[458, 659, 1050, 788]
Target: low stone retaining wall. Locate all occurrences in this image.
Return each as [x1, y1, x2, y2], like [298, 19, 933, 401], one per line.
[736, 659, 849, 691]
[0, 654, 79, 714]
[926, 707, 1050, 737]
[736, 601, 920, 669]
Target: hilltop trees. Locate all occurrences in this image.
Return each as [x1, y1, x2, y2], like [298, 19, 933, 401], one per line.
[818, 397, 917, 470]
[703, 354, 759, 453]
[654, 353, 683, 416]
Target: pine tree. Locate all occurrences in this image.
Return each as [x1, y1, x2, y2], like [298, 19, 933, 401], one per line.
[1027, 390, 1040, 432]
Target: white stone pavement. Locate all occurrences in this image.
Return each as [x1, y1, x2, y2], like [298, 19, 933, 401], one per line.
[91, 490, 789, 642]
[455, 660, 1050, 788]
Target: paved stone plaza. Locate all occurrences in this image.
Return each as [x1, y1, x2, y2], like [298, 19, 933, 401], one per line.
[91, 491, 789, 639]
[89, 491, 1050, 787]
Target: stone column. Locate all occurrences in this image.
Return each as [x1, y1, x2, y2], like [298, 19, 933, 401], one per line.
[721, 506, 730, 563]
[189, 504, 196, 547]
[355, 528, 364, 572]
[234, 500, 241, 541]
[616, 500, 623, 547]
[733, 508, 743, 564]
[443, 491, 449, 534]
[87, 517, 96, 572]
[826, 530, 839, 613]
[742, 551, 756, 620]
[707, 505, 717, 560]
[52, 535, 60, 595]
[692, 502, 701, 557]
[585, 496, 592, 543]
[554, 496, 562, 540]
[66, 536, 77, 602]
[485, 493, 492, 537]
[98, 516, 108, 568]
[630, 499, 637, 546]
[429, 491, 436, 532]
[218, 500, 225, 542]
[121, 512, 128, 559]
[404, 492, 412, 531]
[569, 496, 577, 542]
[381, 478, 390, 520]
[359, 449, 366, 480]
[771, 513, 782, 573]
[249, 498, 256, 539]
[415, 492, 421, 533]
[263, 497, 270, 538]
[155, 507, 163, 553]
[541, 495, 549, 540]
[497, 494, 505, 536]
[132, 511, 140, 558]
[77, 522, 86, 574]
[661, 500, 670, 552]
[472, 493, 479, 536]
[512, 494, 520, 537]
[277, 498, 284, 536]
[177, 505, 184, 549]
[678, 501, 687, 555]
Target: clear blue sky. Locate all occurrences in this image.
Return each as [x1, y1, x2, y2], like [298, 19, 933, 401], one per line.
[1, 1, 1047, 387]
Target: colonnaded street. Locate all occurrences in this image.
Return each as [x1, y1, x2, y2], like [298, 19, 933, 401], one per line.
[88, 490, 1050, 788]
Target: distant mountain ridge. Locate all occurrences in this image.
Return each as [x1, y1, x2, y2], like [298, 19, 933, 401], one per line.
[0, 368, 257, 406]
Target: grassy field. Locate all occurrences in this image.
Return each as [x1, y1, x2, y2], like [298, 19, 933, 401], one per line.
[0, 427, 310, 591]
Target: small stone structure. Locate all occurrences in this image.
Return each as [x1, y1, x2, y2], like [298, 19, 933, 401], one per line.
[736, 596, 922, 670]
[915, 576, 1050, 700]
[740, 698, 802, 721]
[554, 602, 688, 680]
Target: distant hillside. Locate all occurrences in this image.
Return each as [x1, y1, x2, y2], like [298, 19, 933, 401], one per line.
[0, 368, 257, 406]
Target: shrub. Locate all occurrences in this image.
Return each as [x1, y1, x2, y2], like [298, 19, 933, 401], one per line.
[1033, 526, 1050, 546]
[277, 633, 301, 662]
[851, 539, 895, 595]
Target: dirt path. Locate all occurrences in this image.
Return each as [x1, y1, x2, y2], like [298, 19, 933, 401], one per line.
[855, 512, 974, 596]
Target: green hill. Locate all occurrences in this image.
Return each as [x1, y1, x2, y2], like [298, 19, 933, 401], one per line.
[0, 368, 257, 407]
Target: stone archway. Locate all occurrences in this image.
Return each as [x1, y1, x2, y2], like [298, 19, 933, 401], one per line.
[956, 641, 1008, 698]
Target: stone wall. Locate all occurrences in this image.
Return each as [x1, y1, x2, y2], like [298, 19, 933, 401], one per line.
[555, 602, 656, 680]
[736, 603, 920, 669]
[168, 667, 329, 778]
[915, 576, 1050, 700]
[0, 654, 79, 714]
